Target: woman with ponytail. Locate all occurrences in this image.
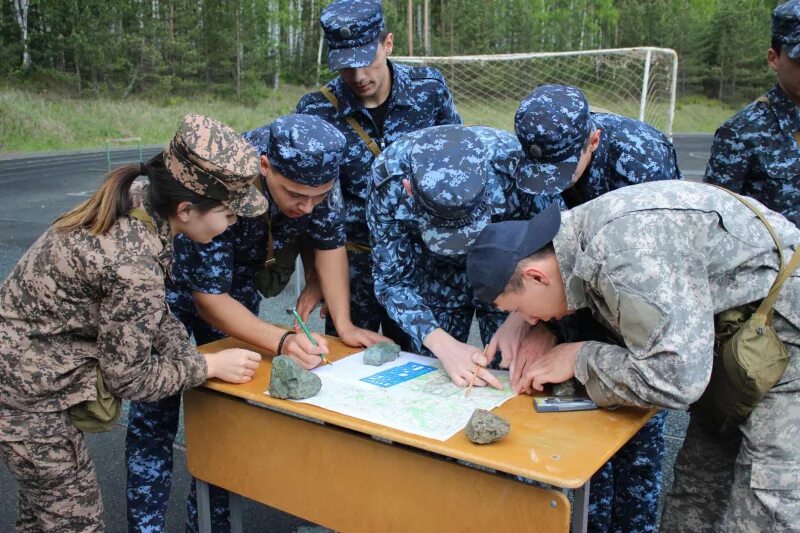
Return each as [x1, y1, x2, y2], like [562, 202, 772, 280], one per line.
[0, 114, 267, 532]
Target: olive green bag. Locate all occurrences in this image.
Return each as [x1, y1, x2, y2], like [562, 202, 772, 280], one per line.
[69, 366, 122, 433]
[252, 176, 299, 298]
[69, 207, 157, 432]
[695, 190, 796, 436]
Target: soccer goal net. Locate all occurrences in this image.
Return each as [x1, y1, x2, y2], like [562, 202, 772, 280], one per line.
[394, 47, 678, 137]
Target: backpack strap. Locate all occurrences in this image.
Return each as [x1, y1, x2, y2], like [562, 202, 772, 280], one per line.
[711, 185, 800, 319]
[319, 86, 382, 157]
[252, 175, 275, 266]
[128, 207, 156, 232]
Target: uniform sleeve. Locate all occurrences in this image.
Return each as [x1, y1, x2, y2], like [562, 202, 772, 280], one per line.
[97, 256, 207, 401]
[431, 71, 462, 126]
[176, 232, 235, 295]
[367, 186, 439, 350]
[573, 243, 715, 410]
[704, 124, 751, 193]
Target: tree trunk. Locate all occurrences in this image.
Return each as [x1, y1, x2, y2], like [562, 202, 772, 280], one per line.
[235, 1, 242, 99]
[423, 0, 430, 55]
[407, 0, 414, 56]
[11, 0, 31, 72]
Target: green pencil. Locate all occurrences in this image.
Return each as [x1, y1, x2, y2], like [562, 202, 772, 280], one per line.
[287, 307, 331, 365]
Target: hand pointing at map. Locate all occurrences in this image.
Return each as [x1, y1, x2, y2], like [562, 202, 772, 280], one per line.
[423, 328, 503, 389]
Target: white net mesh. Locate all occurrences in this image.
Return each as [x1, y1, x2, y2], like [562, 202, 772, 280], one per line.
[394, 47, 678, 136]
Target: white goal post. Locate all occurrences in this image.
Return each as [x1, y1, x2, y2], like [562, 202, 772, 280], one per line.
[394, 47, 679, 137]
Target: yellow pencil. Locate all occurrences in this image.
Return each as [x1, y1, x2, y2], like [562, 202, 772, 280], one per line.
[465, 345, 489, 398]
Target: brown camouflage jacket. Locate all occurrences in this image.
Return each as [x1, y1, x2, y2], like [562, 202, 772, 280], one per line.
[0, 183, 207, 439]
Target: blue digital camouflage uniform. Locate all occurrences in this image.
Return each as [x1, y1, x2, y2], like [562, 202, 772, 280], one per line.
[515, 84, 683, 532]
[125, 115, 346, 533]
[705, 83, 800, 228]
[705, 1, 800, 228]
[468, 180, 800, 532]
[297, 1, 461, 343]
[367, 125, 556, 356]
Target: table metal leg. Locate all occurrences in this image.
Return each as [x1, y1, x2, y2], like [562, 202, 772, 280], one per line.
[572, 479, 590, 533]
[196, 479, 212, 533]
[229, 492, 244, 533]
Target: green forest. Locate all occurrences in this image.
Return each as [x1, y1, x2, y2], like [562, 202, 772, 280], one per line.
[0, 1, 784, 150]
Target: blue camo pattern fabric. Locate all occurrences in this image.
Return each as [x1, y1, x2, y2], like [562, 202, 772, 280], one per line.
[367, 125, 558, 352]
[126, 117, 347, 532]
[773, 0, 800, 59]
[704, 83, 800, 228]
[296, 59, 460, 338]
[321, 0, 385, 71]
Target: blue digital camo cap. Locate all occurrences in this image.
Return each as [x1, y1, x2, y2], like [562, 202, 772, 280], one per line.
[514, 84, 594, 195]
[773, 0, 800, 59]
[321, 0, 385, 71]
[243, 114, 346, 187]
[467, 203, 562, 304]
[409, 125, 491, 257]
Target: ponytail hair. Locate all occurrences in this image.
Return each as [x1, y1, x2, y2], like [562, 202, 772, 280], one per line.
[52, 163, 141, 235]
[53, 153, 223, 235]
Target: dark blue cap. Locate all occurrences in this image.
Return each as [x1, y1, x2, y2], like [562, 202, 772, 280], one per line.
[467, 203, 562, 304]
[773, 0, 800, 59]
[409, 125, 491, 257]
[514, 84, 594, 195]
[321, 0, 385, 71]
[243, 114, 346, 187]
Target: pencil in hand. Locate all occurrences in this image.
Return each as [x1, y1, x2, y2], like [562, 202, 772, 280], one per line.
[465, 345, 490, 398]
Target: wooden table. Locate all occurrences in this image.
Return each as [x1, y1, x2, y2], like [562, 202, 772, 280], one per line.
[184, 336, 655, 533]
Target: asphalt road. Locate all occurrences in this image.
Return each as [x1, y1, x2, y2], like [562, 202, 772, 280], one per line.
[0, 134, 712, 531]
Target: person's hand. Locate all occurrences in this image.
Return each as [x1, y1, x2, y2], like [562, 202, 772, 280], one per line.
[336, 324, 391, 348]
[425, 329, 503, 389]
[519, 342, 585, 393]
[508, 323, 558, 394]
[281, 332, 330, 369]
[204, 348, 261, 383]
[485, 312, 533, 371]
[295, 281, 323, 324]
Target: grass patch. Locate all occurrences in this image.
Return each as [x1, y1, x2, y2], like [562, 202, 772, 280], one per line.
[0, 85, 744, 153]
[0, 85, 309, 153]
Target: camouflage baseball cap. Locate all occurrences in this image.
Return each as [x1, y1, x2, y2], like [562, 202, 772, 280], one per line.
[514, 84, 594, 195]
[321, 0, 385, 71]
[773, 0, 800, 59]
[164, 114, 266, 217]
[409, 125, 491, 257]
[467, 203, 562, 304]
[244, 114, 346, 187]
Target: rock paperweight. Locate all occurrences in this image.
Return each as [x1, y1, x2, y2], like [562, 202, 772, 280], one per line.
[362, 341, 401, 366]
[465, 409, 510, 444]
[268, 355, 322, 400]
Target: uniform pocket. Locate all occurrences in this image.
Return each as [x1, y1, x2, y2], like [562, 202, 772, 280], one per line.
[750, 461, 800, 491]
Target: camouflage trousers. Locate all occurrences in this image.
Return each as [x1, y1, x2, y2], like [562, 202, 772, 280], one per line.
[0, 412, 104, 532]
[661, 313, 800, 532]
[588, 410, 666, 533]
[126, 395, 230, 532]
[325, 248, 411, 350]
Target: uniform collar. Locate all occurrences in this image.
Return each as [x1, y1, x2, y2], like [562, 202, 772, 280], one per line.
[768, 83, 800, 135]
[552, 209, 590, 312]
[332, 60, 411, 118]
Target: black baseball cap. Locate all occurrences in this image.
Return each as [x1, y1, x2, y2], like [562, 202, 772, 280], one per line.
[467, 203, 562, 303]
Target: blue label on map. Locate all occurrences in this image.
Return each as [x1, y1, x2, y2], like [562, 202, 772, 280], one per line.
[360, 362, 437, 388]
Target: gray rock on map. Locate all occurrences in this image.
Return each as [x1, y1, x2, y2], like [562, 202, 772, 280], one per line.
[465, 409, 510, 444]
[268, 355, 322, 399]
[362, 341, 401, 366]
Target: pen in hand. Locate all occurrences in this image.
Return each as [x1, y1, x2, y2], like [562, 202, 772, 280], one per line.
[286, 307, 331, 365]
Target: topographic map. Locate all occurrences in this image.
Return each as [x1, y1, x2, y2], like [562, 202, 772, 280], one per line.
[292, 352, 516, 441]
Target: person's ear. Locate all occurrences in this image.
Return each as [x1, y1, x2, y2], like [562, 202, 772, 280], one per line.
[522, 264, 550, 286]
[175, 201, 194, 222]
[588, 129, 602, 153]
[402, 178, 413, 197]
[384, 33, 394, 56]
[768, 47, 779, 72]
[260, 155, 271, 177]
